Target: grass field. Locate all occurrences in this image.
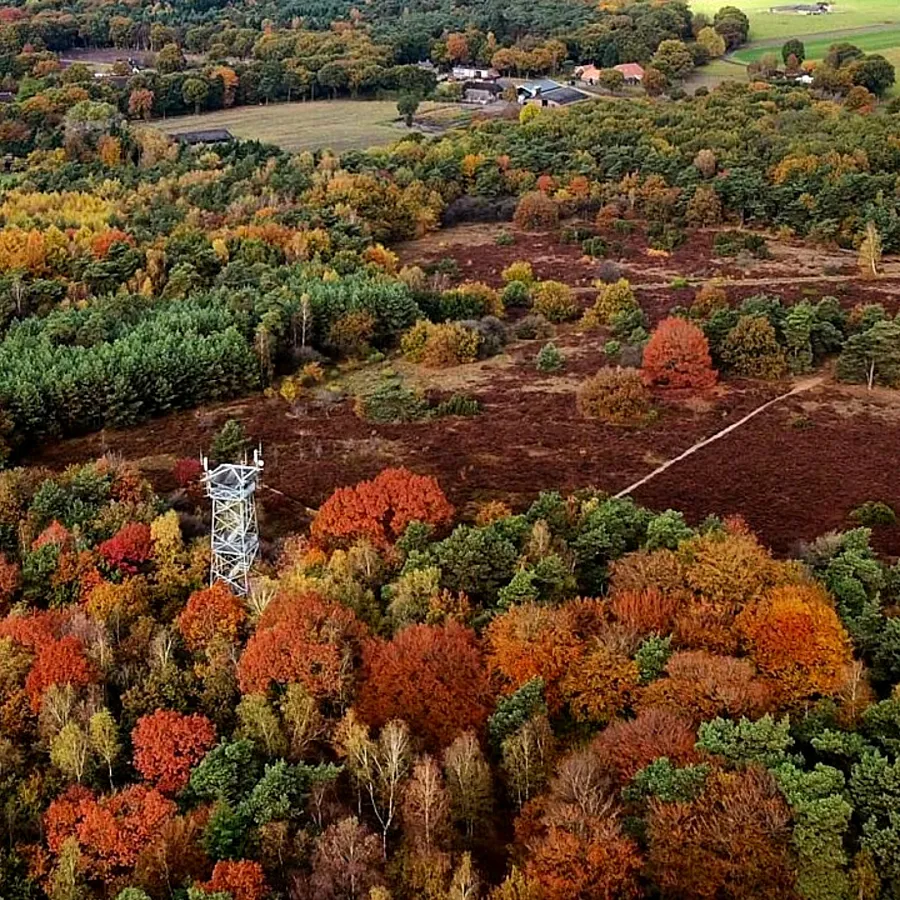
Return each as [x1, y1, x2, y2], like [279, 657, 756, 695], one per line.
[690, 0, 898, 42]
[160, 99, 452, 152]
[733, 24, 900, 61]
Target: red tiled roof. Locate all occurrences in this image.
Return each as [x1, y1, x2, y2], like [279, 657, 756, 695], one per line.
[613, 63, 645, 79]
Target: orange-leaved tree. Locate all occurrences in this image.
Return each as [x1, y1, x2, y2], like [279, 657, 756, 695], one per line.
[45, 784, 176, 880]
[237, 590, 366, 700]
[640, 650, 774, 724]
[356, 621, 493, 750]
[524, 814, 642, 900]
[131, 710, 217, 795]
[609, 586, 683, 636]
[642, 316, 717, 389]
[485, 602, 586, 714]
[560, 640, 640, 725]
[177, 581, 247, 652]
[737, 583, 852, 705]
[311, 468, 454, 550]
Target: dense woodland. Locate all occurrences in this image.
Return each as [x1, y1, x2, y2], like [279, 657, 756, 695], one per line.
[0, 0, 754, 118]
[1, 0, 900, 894]
[2, 458, 900, 900]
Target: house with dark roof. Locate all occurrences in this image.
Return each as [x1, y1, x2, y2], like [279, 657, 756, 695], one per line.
[169, 128, 235, 146]
[463, 80, 504, 104]
[518, 80, 589, 108]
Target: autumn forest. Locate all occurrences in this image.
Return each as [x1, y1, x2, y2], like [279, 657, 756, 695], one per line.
[2, 0, 900, 898]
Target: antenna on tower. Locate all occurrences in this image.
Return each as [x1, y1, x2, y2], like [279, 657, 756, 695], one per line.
[202, 446, 263, 596]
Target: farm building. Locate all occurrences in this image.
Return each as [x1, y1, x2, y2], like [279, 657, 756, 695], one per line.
[770, 3, 831, 13]
[169, 129, 235, 146]
[463, 81, 504, 104]
[613, 63, 645, 84]
[518, 80, 590, 107]
[451, 65, 499, 82]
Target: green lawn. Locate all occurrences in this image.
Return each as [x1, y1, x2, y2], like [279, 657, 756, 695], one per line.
[733, 24, 900, 61]
[159, 99, 453, 152]
[690, 0, 898, 42]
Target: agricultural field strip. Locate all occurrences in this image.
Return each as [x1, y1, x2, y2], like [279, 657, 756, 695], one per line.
[733, 24, 900, 62]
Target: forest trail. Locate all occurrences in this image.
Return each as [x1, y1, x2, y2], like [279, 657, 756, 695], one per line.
[614, 375, 827, 499]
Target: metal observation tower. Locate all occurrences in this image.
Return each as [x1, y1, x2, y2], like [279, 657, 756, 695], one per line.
[202, 448, 263, 595]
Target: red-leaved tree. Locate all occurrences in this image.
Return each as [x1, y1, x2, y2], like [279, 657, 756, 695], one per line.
[0, 553, 20, 610]
[642, 316, 717, 389]
[131, 710, 217, 795]
[0, 609, 62, 652]
[25, 635, 98, 712]
[200, 860, 268, 900]
[98, 522, 153, 574]
[45, 784, 176, 880]
[311, 468, 454, 550]
[237, 591, 366, 699]
[591, 708, 700, 783]
[356, 622, 493, 751]
[178, 581, 247, 652]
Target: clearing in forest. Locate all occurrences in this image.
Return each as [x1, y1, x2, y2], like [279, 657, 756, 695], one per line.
[158, 99, 456, 152]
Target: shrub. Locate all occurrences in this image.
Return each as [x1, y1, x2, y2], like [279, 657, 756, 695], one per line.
[502, 280, 532, 308]
[432, 394, 480, 417]
[462, 316, 507, 358]
[495, 230, 516, 246]
[596, 260, 623, 284]
[513, 191, 560, 230]
[441, 281, 503, 320]
[402, 321, 480, 368]
[355, 375, 428, 423]
[851, 501, 897, 527]
[648, 223, 686, 252]
[211, 419, 247, 464]
[582, 236, 608, 258]
[609, 307, 649, 342]
[532, 281, 577, 323]
[536, 342, 564, 373]
[642, 317, 717, 389]
[327, 310, 376, 358]
[577, 368, 653, 425]
[713, 230, 771, 259]
[720, 315, 787, 379]
[173, 457, 203, 488]
[502, 261, 535, 285]
[584, 279, 637, 327]
[513, 314, 553, 340]
[692, 282, 729, 318]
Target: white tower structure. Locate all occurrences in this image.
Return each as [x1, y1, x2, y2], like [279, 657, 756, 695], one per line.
[202, 448, 263, 595]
